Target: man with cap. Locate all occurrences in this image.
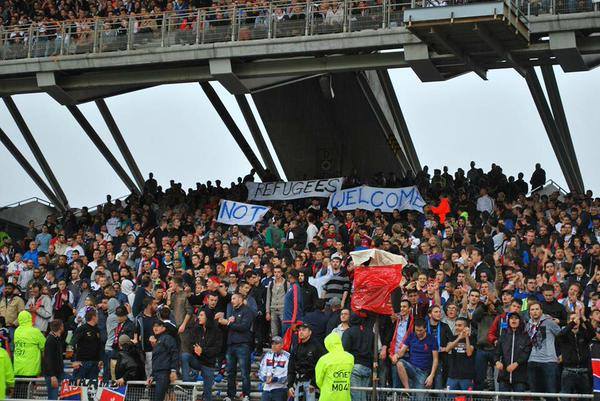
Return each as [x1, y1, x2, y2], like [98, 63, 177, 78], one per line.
[288, 322, 326, 401]
[148, 320, 178, 401]
[259, 336, 290, 401]
[325, 297, 342, 335]
[114, 334, 145, 386]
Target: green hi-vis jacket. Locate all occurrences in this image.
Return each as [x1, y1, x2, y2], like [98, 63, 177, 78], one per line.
[315, 333, 355, 401]
[0, 347, 14, 399]
[13, 311, 46, 377]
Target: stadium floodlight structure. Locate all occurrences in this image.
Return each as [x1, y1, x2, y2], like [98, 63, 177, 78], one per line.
[0, 0, 597, 201]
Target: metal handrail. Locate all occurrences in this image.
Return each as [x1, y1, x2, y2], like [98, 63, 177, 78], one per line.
[1, 0, 594, 62]
[10, 379, 595, 399]
[0, 197, 54, 209]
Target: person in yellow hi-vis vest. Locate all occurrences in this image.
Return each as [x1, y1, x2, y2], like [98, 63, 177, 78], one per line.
[315, 332, 354, 401]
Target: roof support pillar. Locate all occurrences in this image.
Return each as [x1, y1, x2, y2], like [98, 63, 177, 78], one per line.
[200, 82, 267, 180]
[3, 96, 70, 209]
[95, 99, 145, 190]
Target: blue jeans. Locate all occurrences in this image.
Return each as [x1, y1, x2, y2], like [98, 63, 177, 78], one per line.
[153, 370, 170, 401]
[262, 387, 287, 401]
[351, 364, 371, 401]
[399, 360, 429, 401]
[45, 374, 64, 400]
[294, 380, 316, 401]
[180, 353, 196, 382]
[226, 343, 251, 398]
[73, 361, 99, 382]
[447, 378, 473, 391]
[561, 368, 590, 394]
[186, 357, 214, 401]
[528, 361, 558, 394]
[474, 349, 495, 391]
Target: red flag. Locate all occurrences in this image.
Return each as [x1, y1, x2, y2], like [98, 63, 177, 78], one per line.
[351, 264, 403, 315]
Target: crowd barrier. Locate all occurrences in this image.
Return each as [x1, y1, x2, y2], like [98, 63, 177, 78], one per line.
[10, 378, 595, 401]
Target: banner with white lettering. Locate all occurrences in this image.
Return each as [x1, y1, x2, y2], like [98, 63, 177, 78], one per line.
[327, 185, 426, 213]
[217, 199, 270, 226]
[246, 178, 344, 201]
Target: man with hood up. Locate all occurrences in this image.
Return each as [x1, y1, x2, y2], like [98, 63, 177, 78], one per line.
[13, 310, 45, 377]
[341, 313, 373, 401]
[315, 332, 354, 401]
[495, 312, 531, 392]
[525, 301, 560, 394]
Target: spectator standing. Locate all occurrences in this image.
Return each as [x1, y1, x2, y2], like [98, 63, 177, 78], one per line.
[315, 332, 354, 401]
[288, 323, 326, 401]
[342, 314, 373, 401]
[556, 312, 593, 394]
[218, 292, 254, 401]
[186, 310, 221, 401]
[149, 321, 179, 401]
[530, 163, 546, 191]
[134, 297, 159, 378]
[495, 312, 531, 392]
[445, 317, 475, 391]
[25, 284, 53, 332]
[114, 334, 145, 386]
[525, 301, 560, 394]
[71, 310, 102, 382]
[259, 336, 290, 401]
[266, 266, 287, 338]
[282, 270, 303, 337]
[35, 226, 52, 254]
[0, 283, 25, 343]
[13, 310, 45, 378]
[43, 320, 65, 400]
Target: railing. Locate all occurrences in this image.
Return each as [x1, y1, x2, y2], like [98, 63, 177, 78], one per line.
[3, 0, 594, 63]
[0, 197, 55, 210]
[10, 379, 595, 401]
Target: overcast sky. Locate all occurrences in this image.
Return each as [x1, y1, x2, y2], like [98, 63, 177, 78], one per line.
[0, 65, 598, 208]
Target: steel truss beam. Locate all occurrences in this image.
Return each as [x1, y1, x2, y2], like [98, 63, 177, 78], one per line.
[355, 71, 411, 174]
[234, 95, 280, 179]
[3, 96, 70, 209]
[65, 105, 141, 195]
[523, 67, 584, 193]
[199, 82, 267, 180]
[431, 27, 488, 80]
[0, 127, 66, 211]
[539, 65, 585, 192]
[376, 70, 422, 173]
[95, 99, 145, 190]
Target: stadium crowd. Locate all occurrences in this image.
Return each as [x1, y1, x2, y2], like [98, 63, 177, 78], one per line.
[0, 162, 599, 401]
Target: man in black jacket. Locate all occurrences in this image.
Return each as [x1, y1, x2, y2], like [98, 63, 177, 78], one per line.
[218, 292, 254, 401]
[149, 321, 178, 401]
[557, 312, 594, 394]
[43, 320, 64, 400]
[342, 314, 374, 401]
[71, 310, 102, 382]
[540, 284, 568, 326]
[288, 323, 326, 401]
[115, 334, 145, 386]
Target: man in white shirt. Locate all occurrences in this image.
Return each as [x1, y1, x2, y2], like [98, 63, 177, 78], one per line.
[476, 188, 495, 214]
[306, 215, 319, 247]
[106, 210, 121, 237]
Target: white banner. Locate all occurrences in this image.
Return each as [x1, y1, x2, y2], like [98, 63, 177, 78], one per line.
[327, 185, 426, 213]
[217, 199, 270, 226]
[246, 177, 344, 201]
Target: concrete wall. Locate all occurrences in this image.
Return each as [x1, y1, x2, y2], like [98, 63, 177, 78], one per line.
[252, 72, 403, 180]
[0, 201, 57, 228]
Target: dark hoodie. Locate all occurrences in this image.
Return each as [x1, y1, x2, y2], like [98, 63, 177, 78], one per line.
[341, 314, 374, 367]
[190, 310, 221, 367]
[494, 316, 531, 385]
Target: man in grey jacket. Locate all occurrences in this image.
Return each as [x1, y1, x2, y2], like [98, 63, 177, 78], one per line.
[525, 301, 561, 395]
